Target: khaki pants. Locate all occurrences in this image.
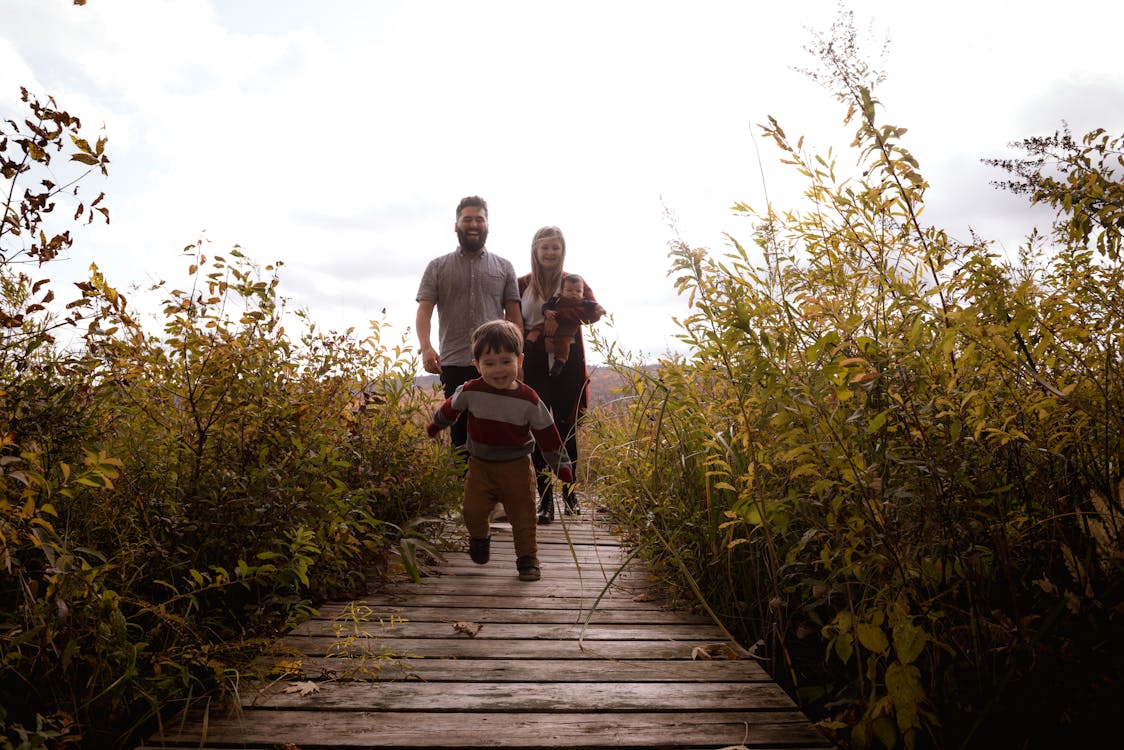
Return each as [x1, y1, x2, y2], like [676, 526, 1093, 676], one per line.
[463, 455, 538, 560]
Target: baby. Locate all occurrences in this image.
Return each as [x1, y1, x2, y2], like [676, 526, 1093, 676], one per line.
[526, 274, 606, 377]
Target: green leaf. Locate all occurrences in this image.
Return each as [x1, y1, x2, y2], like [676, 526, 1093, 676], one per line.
[893, 621, 927, 665]
[856, 622, 889, 655]
[886, 661, 925, 732]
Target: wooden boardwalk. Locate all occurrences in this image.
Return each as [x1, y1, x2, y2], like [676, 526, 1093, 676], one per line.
[143, 511, 829, 749]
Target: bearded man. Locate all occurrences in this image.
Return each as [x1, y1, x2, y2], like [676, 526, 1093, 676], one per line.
[416, 196, 523, 451]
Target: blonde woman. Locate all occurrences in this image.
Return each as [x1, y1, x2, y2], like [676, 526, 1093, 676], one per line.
[518, 226, 604, 523]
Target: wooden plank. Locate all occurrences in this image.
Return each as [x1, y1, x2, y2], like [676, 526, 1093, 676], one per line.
[432, 565, 651, 583]
[437, 560, 641, 574]
[400, 541, 629, 559]
[438, 553, 645, 568]
[318, 594, 668, 611]
[286, 622, 721, 640]
[378, 579, 656, 598]
[242, 680, 800, 711]
[301, 606, 707, 625]
[273, 637, 736, 659]
[461, 537, 626, 549]
[255, 657, 773, 682]
[150, 710, 829, 748]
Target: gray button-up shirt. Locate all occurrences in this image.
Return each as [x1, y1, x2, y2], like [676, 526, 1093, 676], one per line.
[416, 247, 520, 367]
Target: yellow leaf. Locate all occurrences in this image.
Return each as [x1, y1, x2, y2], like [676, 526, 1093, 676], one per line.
[856, 622, 889, 654]
[867, 410, 889, 433]
[893, 621, 927, 665]
[281, 680, 321, 696]
[886, 661, 925, 731]
[268, 658, 304, 676]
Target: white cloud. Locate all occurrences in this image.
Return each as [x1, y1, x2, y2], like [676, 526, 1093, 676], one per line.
[4, 0, 1123, 368]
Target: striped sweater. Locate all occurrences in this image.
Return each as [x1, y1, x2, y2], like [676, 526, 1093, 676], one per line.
[427, 378, 573, 482]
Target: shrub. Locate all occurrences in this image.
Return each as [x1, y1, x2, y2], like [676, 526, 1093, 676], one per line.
[2, 89, 461, 747]
[587, 16, 1124, 749]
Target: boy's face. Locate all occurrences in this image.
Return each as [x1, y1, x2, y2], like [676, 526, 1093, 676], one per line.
[560, 280, 584, 302]
[473, 347, 523, 391]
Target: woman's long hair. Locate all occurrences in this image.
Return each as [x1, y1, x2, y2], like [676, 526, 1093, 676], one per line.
[529, 225, 566, 303]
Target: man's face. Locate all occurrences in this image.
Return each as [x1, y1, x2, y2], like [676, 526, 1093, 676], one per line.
[560, 280, 584, 302]
[455, 206, 489, 253]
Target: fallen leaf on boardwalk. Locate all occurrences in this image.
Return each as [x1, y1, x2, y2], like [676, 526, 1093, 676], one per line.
[281, 681, 320, 696]
[452, 620, 482, 637]
[691, 643, 741, 660]
[631, 592, 658, 602]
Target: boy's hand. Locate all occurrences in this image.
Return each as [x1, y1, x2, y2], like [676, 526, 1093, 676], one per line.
[425, 422, 441, 438]
[557, 466, 573, 483]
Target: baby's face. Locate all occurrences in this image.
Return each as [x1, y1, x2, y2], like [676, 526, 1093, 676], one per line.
[560, 281, 584, 302]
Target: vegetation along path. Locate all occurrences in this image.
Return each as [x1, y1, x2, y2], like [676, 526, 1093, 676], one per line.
[141, 509, 829, 749]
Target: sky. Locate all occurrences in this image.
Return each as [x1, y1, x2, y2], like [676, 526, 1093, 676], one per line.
[3, 0, 1123, 368]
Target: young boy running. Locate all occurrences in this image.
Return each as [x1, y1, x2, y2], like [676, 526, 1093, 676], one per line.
[426, 319, 572, 581]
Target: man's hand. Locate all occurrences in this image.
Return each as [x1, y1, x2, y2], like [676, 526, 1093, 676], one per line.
[421, 346, 441, 374]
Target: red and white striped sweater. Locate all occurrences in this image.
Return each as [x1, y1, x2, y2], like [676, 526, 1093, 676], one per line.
[427, 378, 573, 482]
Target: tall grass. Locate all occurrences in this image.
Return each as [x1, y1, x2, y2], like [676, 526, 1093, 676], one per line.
[584, 35, 1124, 750]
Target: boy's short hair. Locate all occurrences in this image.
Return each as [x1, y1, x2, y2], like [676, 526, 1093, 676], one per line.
[471, 319, 523, 360]
[561, 273, 584, 287]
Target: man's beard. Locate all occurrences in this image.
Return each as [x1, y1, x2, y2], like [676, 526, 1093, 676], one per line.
[457, 227, 488, 253]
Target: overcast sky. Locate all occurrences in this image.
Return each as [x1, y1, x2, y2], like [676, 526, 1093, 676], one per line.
[3, 0, 1123, 365]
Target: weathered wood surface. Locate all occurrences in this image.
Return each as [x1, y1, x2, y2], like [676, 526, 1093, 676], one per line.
[143, 512, 830, 749]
